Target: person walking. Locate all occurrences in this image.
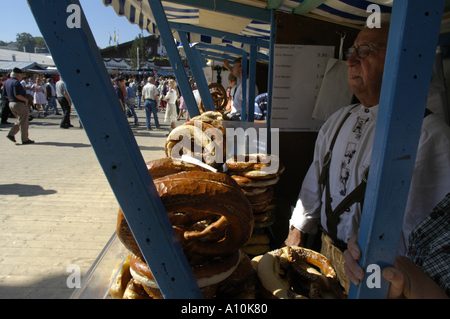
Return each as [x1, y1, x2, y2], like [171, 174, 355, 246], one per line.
[142, 77, 160, 131]
[56, 78, 73, 129]
[44, 78, 60, 116]
[125, 81, 138, 125]
[2, 68, 34, 144]
[162, 79, 178, 135]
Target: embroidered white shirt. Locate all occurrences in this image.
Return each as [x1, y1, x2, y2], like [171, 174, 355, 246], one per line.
[290, 103, 450, 255]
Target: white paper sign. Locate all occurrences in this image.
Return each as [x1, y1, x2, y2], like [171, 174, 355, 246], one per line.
[271, 45, 335, 132]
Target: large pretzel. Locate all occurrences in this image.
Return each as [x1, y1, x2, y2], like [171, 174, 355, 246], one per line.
[154, 171, 254, 256]
[116, 158, 254, 259]
[255, 246, 347, 299]
[165, 113, 226, 168]
[198, 83, 228, 113]
[129, 250, 241, 291]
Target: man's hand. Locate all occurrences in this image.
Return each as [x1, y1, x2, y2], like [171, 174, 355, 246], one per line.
[343, 235, 365, 285]
[383, 256, 449, 299]
[344, 235, 449, 299]
[284, 226, 306, 247]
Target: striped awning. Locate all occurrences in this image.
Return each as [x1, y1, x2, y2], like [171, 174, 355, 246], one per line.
[101, 1, 450, 57]
[101, 0, 272, 53]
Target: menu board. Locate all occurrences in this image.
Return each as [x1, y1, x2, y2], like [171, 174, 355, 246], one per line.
[271, 45, 335, 132]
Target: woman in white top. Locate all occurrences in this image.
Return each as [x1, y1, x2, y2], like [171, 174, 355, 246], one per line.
[33, 79, 47, 117]
[162, 79, 178, 134]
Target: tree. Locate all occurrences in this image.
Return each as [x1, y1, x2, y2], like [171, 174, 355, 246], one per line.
[34, 37, 49, 53]
[16, 32, 36, 53]
[126, 34, 150, 69]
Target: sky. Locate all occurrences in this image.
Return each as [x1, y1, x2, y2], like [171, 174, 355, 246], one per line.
[1, 0, 150, 49]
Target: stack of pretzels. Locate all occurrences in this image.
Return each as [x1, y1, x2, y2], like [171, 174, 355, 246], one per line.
[111, 157, 256, 299]
[165, 111, 225, 169]
[225, 154, 284, 256]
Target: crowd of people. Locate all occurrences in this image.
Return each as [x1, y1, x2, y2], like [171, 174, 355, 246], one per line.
[1, 65, 269, 145]
[1, 69, 78, 144]
[0, 72, 206, 143]
[111, 75, 197, 135]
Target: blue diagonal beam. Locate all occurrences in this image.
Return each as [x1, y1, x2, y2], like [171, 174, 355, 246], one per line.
[169, 22, 270, 49]
[149, 0, 201, 118]
[178, 32, 216, 112]
[348, 0, 445, 299]
[28, 0, 202, 299]
[192, 43, 269, 62]
[197, 50, 240, 63]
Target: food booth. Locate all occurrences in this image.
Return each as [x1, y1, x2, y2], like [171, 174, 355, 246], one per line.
[28, 0, 449, 299]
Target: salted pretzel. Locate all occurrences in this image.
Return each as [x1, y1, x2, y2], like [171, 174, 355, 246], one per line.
[255, 246, 347, 299]
[116, 157, 255, 299]
[226, 154, 284, 179]
[165, 114, 225, 168]
[129, 250, 241, 292]
[154, 171, 254, 256]
[117, 158, 254, 259]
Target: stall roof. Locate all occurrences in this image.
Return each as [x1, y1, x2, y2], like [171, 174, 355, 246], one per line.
[0, 61, 47, 73]
[102, 0, 450, 62]
[0, 48, 55, 67]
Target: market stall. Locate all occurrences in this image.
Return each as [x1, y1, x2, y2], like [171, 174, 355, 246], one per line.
[28, 0, 449, 299]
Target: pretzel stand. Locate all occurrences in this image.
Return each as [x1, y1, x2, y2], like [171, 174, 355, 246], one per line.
[85, 112, 343, 300]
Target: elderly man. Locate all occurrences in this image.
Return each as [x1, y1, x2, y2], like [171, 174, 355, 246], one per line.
[2, 68, 34, 144]
[285, 23, 450, 291]
[142, 77, 160, 131]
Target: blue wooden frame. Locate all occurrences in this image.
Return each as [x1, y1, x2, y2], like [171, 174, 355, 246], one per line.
[191, 43, 258, 122]
[178, 31, 216, 112]
[148, 0, 201, 118]
[266, 9, 277, 153]
[169, 22, 270, 49]
[348, 0, 445, 299]
[28, 0, 203, 299]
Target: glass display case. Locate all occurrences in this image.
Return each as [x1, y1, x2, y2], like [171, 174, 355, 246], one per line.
[70, 232, 128, 299]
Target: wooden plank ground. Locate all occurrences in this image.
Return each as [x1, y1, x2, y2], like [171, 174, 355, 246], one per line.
[0, 107, 170, 298]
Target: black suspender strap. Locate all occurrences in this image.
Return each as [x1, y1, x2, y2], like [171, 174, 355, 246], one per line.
[320, 106, 433, 245]
[318, 105, 360, 245]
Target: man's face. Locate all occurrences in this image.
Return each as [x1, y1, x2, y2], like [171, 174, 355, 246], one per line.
[346, 28, 388, 107]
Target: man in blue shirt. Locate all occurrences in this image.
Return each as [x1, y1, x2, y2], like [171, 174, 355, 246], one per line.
[2, 68, 34, 144]
[254, 92, 268, 121]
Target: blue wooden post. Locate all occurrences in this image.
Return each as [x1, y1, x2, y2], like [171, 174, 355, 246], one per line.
[348, 0, 445, 299]
[177, 31, 216, 112]
[267, 10, 277, 154]
[147, 0, 200, 118]
[241, 53, 248, 121]
[28, 0, 202, 299]
[247, 45, 258, 122]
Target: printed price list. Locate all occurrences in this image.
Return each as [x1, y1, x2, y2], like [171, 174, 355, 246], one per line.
[271, 45, 335, 132]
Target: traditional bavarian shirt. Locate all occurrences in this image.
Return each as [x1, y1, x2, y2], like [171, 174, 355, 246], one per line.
[290, 103, 450, 255]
